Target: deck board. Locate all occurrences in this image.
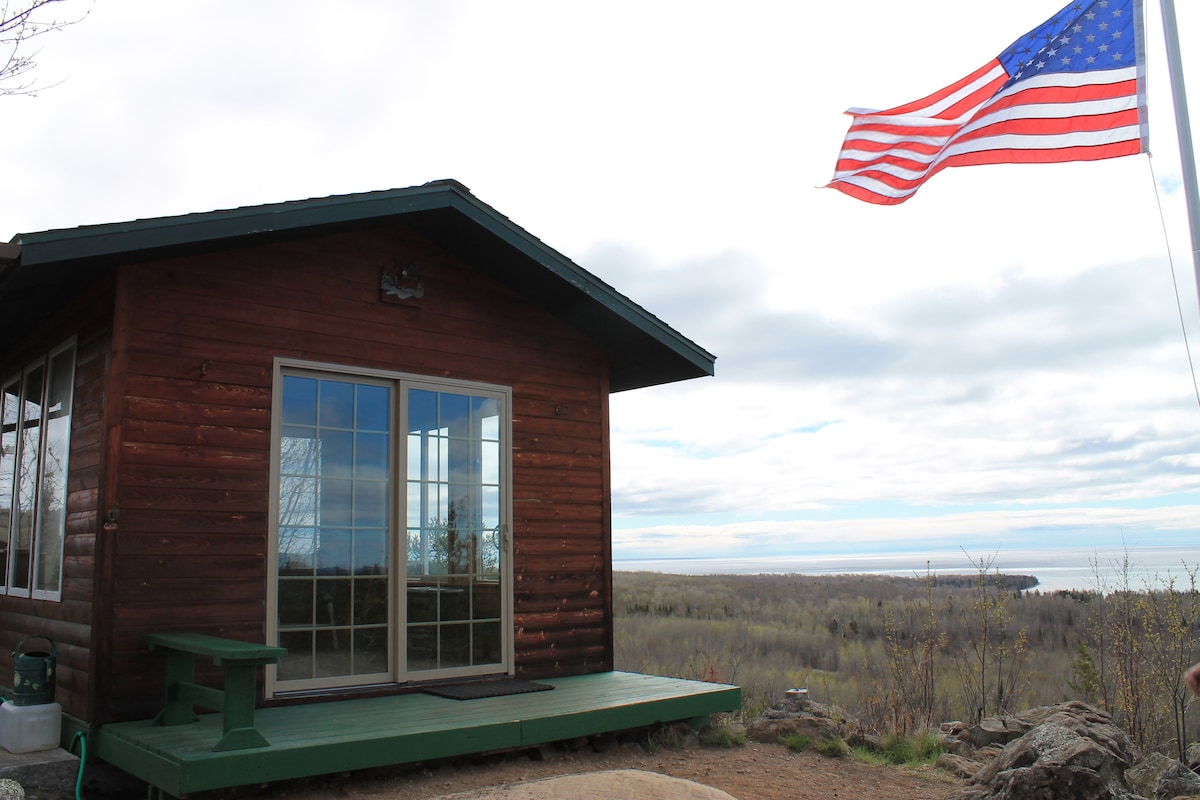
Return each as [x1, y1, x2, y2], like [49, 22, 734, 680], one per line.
[93, 671, 740, 797]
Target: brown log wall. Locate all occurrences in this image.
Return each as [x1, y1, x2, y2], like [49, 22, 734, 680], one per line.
[0, 277, 113, 722]
[97, 224, 613, 723]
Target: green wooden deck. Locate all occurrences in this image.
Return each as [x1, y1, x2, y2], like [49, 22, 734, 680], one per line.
[92, 672, 741, 798]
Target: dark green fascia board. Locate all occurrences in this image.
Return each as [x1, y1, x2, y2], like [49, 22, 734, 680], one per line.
[11, 182, 715, 389]
[13, 183, 473, 267]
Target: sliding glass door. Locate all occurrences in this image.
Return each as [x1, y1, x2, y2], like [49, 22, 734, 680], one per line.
[270, 363, 511, 694]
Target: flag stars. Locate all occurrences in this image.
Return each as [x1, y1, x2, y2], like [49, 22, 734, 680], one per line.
[997, 0, 1134, 79]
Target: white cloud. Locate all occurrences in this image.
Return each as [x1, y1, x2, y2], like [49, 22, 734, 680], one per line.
[5, 0, 1200, 572]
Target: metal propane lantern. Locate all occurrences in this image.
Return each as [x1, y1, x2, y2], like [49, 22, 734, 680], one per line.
[12, 637, 56, 706]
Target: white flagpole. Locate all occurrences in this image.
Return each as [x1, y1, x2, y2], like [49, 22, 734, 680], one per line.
[1159, 0, 1200, 314]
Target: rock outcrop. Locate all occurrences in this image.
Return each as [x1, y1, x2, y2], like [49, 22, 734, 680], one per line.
[936, 701, 1200, 800]
[745, 691, 847, 743]
[946, 701, 1140, 800]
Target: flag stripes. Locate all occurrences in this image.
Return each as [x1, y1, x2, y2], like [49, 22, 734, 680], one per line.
[828, 0, 1146, 205]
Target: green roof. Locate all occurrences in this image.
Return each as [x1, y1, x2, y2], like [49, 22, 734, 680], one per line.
[1, 180, 714, 392]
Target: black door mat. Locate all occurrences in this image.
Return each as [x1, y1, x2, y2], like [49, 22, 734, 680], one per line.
[422, 678, 554, 700]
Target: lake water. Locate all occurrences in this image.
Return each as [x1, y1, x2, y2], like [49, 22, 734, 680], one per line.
[614, 544, 1199, 593]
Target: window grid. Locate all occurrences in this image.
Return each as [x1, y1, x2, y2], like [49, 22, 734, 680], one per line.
[276, 376, 391, 682]
[271, 363, 510, 692]
[0, 340, 75, 601]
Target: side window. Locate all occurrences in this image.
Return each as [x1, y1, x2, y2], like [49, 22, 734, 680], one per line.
[0, 340, 76, 600]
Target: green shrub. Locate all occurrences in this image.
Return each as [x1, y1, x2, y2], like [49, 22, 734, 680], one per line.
[699, 725, 747, 748]
[879, 731, 944, 765]
[780, 732, 811, 752]
[850, 745, 890, 765]
[813, 737, 849, 758]
[780, 733, 848, 758]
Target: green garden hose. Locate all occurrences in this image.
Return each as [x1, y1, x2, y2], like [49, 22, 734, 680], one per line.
[69, 730, 87, 800]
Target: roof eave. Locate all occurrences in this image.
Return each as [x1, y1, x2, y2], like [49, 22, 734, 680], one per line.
[10, 182, 716, 391]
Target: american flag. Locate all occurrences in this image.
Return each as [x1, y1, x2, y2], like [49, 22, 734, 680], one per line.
[828, 0, 1148, 205]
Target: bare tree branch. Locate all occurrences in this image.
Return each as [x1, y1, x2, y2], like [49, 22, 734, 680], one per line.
[0, 0, 85, 96]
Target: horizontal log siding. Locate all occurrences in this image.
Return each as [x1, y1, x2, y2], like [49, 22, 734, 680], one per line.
[103, 225, 611, 721]
[0, 278, 113, 721]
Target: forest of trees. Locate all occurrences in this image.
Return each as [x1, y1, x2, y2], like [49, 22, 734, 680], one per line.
[612, 559, 1200, 758]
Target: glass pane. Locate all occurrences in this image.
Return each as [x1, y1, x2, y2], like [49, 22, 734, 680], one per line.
[316, 528, 351, 575]
[314, 629, 351, 678]
[318, 479, 352, 525]
[439, 624, 471, 668]
[353, 628, 388, 675]
[281, 377, 317, 426]
[278, 526, 315, 574]
[437, 437, 448, 483]
[0, 380, 18, 588]
[473, 581, 501, 619]
[278, 579, 314, 626]
[474, 397, 499, 439]
[406, 529, 423, 576]
[12, 363, 45, 592]
[277, 631, 313, 681]
[481, 487, 499, 529]
[355, 433, 389, 480]
[406, 483, 422, 529]
[34, 346, 72, 594]
[407, 625, 437, 671]
[479, 528, 500, 576]
[319, 430, 353, 478]
[481, 441, 499, 485]
[318, 381, 354, 428]
[354, 527, 387, 574]
[356, 385, 389, 432]
[354, 578, 388, 625]
[406, 434, 423, 480]
[407, 583, 438, 623]
[316, 579, 350, 626]
[408, 389, 437, 434]
[278, 475, 317, 529]
[354, 481, 386, 527]
[472, 622, 502, 665]
[404, 387, 507, 675]
[441, 582, 469, 621]
[277, 374, 395, 687]
[426, 527, 448, 574]
[440, 394, 469, 436]
[280, 426, 319, 469]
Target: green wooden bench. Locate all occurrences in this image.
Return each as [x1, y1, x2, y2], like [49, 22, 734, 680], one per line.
[145, 632, 287, 752]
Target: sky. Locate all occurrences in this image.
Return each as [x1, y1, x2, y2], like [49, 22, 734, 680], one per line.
[5, 0, 1200, 576]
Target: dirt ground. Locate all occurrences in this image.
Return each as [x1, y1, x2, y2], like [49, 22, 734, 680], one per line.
[244, 735, 962, 800]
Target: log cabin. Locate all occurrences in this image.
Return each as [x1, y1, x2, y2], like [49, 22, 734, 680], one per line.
[0, 181, 733, 793]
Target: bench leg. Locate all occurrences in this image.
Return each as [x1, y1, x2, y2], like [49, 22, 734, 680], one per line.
[155, 650, 199, 726]
[213, 662, 270, 751]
